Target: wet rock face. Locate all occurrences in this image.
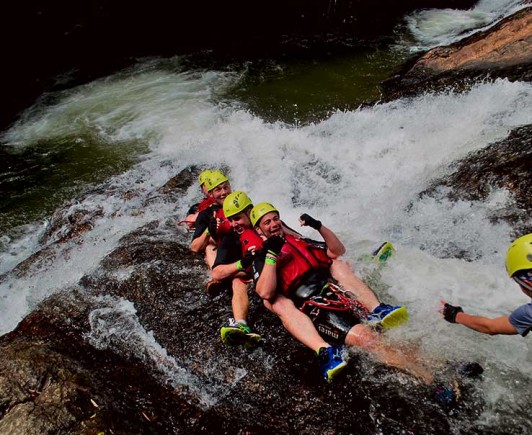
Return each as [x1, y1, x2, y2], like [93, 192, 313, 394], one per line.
[1, 166, 481, 434]
[0, 293, 204, 435]
[423, 125, 532, 237]
[1, 223, 461, 434]
[382, 7, 532, 99]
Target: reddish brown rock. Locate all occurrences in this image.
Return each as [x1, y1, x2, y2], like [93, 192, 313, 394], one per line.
[383, 6, 532, 98]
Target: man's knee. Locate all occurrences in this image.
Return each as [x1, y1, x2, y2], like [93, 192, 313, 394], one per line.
[267, 295, 296, 317]
[331, 258, 356, 277]
[232, 279, 249, 293]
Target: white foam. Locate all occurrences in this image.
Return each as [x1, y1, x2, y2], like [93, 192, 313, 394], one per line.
[401, 0, 528, 51]
[85, 296, 226, 408]
[1, 56, 531, 418]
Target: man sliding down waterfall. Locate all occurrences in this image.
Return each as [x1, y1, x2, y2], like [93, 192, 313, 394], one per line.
[250, 203, 482, 407]
[189, 172, 262, 347]
[181, 169, 216, 230]
[211, 191, 313, 347]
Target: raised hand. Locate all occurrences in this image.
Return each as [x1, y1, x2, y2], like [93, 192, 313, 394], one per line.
[299, 213, 322, 230]
[440, 300, 464, 323]
[263, 235, 285, 256]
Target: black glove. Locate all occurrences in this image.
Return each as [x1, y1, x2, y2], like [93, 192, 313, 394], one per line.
[263, 235, 285, 256]
[300, 213, 322, 230]
[240, 250, 256, 269]
[442, 303, 463, 323]
[207, 215, 218, 239]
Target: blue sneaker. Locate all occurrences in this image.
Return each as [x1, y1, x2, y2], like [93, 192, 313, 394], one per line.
[366, 303, 409, 328]
[434, 381, 461, 409]
[317, 346, 348, 383]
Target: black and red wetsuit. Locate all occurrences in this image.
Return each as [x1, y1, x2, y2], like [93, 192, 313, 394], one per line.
[191, 204, 231, 245]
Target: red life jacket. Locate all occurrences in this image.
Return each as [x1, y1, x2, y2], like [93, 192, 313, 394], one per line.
[276, 234, 332, 295]
[239, 229, 264, 255]
[214, 207, 231, 242]
[197, 196, 216, 213]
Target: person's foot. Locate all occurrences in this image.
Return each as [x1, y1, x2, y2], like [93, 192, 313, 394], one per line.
[455, 361, 484, 378]
[372, 242, 395, 264]
[316, 346, 348, 383]
[220, 319, 262, 348]
[434, 381, 462, 409]
[366, 303, 409, 328]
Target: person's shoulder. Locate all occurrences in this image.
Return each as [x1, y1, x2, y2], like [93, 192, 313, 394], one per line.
[220, 229, 240, 243]
[509, 302, 532, 336]
[510, 301, 532, 318]
[197, 204, 218, 219]
[187, 203, 200, 215]
[198, 196, 216, 212]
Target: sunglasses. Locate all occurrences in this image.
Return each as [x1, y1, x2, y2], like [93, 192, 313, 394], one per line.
[513, 271, 532, 293]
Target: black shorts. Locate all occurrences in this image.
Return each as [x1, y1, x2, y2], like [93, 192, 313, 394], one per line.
[293, 273, 365, 345]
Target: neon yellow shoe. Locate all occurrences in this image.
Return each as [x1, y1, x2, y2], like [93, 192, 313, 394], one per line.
[220, 319, 262, 348]
[367, 304, 409, 328]
[372, 242, 395, 264]
[317, 346, 348, 383]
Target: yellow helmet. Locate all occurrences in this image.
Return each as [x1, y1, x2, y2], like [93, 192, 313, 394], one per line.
[250, 202, 278, 226]
[505, 233, 532, 277]
[223, 191, 253, 218]
[204, 170, 229, 192]
[198, 169, 213, 186]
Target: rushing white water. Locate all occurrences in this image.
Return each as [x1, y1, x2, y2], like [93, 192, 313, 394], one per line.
[402, 0, 529, 51]
[2, 65, 531, 355]
[1, 4, 531, 424]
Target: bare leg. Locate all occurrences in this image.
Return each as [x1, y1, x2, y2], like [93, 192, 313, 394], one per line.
[345, 324, 434, 384]
[205, 243, 217, 269]
[331, 259, 380, 311]
[265, 294, 330, 352]
[232, 278, 249, 323]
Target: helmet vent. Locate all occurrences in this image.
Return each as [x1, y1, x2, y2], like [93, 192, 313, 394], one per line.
[527, 253, 532, 262]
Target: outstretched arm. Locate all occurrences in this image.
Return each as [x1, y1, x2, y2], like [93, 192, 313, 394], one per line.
[441, 301, 518, 335]
[299, 214, 345, 258]
[211, 262, 245, 281]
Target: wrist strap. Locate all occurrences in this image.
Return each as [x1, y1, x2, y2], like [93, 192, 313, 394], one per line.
[236, 260, 244, 271]
[265, 257, 277, 265]
[204, 228, 210, 236]
[267, 250, 278, 258]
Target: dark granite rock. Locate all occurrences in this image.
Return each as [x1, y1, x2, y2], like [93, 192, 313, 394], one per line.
[0, 167, 476, 434]
[421, 125, 532, 238]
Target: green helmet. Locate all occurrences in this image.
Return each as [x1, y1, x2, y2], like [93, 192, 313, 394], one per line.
[223, 191, 253, 218]
[198, 169, 213, 186]
[250, 202, 278, 226]
[204, 170, 229, 192]
[505, 233, 532, 277]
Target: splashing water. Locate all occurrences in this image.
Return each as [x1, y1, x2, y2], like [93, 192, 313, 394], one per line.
[85, 296, 244, 409]
[0, 7, 531, 428]
[401, 0, 529, 51]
